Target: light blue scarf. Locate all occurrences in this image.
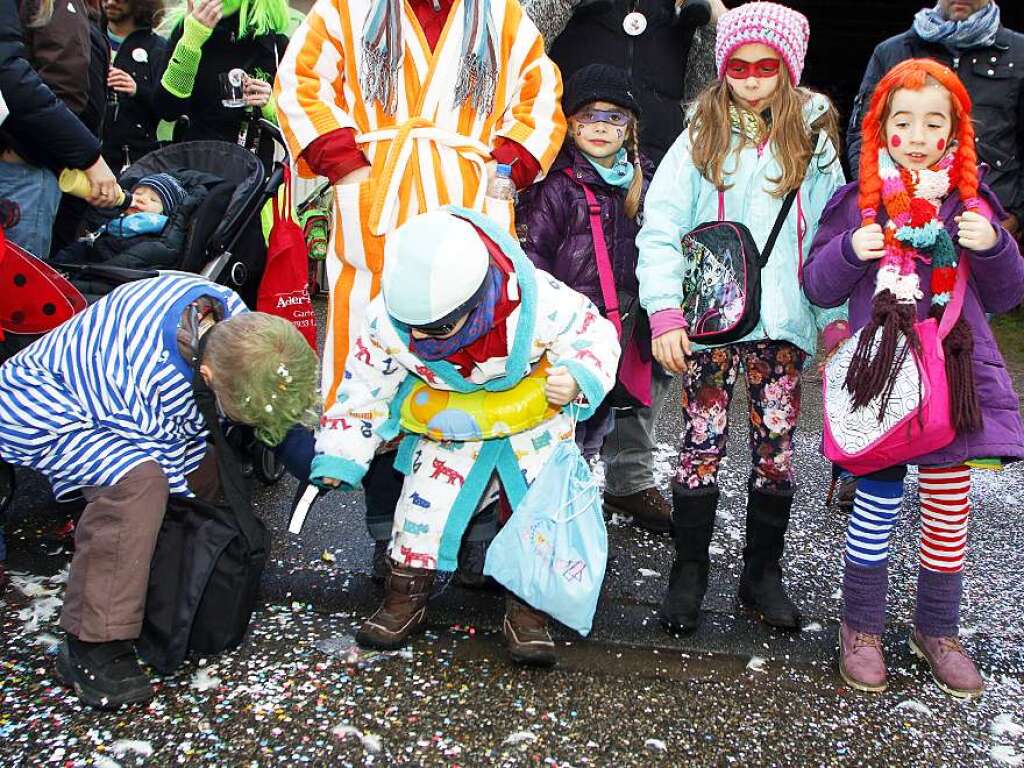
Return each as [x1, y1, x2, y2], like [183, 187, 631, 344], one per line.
[584, 148, 634, 189]
[913, 2, 1001, 51]
[102, 212, 169, 238]
[360, 0, 497, 115]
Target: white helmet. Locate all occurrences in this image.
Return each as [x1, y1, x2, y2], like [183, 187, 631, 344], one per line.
[382, 210, 490, 329]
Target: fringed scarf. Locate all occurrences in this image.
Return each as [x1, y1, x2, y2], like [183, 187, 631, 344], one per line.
[360, 0, 497, 116]
[844, 148, 982, 434]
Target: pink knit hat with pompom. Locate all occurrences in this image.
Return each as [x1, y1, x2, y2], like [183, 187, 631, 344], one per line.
[715, 2, 809, 85]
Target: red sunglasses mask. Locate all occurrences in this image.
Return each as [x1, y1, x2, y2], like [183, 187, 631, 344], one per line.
[725, 57, 782, 80]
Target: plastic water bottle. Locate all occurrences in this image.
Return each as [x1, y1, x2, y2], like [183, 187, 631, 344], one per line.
[487, 163, 516, 201]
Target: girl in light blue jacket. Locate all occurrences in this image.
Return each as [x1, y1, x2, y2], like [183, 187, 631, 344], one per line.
[636, 2, 847, 637]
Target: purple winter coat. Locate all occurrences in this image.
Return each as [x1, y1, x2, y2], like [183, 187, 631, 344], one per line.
[804, 180, 1024, 466]
[516, 144, 653, 312]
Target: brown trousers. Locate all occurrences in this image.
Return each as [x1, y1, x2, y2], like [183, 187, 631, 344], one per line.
[60, 450, 220, 642]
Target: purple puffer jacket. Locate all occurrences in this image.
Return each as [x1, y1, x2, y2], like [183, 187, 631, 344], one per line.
[804, 180, 1024, 466]
[516, 144, 653, 312]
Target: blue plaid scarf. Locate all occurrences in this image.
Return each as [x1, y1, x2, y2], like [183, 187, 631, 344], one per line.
[913, 2, 1001, 51]
[360, 0, 497, 115]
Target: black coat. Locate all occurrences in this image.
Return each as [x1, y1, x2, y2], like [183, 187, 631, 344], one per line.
[0, 0, 100, 169]
[549, 0, 698, 165]
[81, 16, 110, 139]
[102, 27, 168, 170]
[847, 26, 1024, 220]
[152, 16, 286, 165]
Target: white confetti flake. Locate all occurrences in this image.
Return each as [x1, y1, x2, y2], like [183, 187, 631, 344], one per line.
[802, 622, 823, 632]
[503, 731, 538, 745]
[993, 714, 1024, 738]
[644, 738, 667, 752]
[992, 746, 1024, 766]
[191, 668, 221, 692]
[333, 724, 382, 753]
[746, 656, 767, 673]
[895, 700, 933, 716]
[637, 568, 661, 578]
[111, 740, 154, 758]
[91, 754, 122, 768]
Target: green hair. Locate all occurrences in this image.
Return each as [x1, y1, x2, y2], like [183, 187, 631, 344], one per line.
[204, 313, 320, 446]
[159, 0, 290, 39]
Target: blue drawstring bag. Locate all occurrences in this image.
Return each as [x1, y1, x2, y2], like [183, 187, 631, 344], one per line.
[483, 438, 608, 636]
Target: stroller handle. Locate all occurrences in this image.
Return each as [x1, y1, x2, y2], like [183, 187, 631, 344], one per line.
[259, 119, 286, 153]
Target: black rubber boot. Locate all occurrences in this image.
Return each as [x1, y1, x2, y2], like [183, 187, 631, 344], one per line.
[738, 487, 802, 630]
[56, 635, 154, 710]
[660, 486, 718, 635]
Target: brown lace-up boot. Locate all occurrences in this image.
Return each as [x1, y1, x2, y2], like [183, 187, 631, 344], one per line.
[356, 565, 435, 650]
[503, 594, 558, 668]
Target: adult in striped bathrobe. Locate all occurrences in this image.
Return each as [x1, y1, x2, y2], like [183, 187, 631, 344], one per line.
[0, 273, 318, 709]
[273, 0, 567, 558]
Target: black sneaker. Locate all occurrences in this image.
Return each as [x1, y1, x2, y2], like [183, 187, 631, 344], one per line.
[56, 636, 154, 709]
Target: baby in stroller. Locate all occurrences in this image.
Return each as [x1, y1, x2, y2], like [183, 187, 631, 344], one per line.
[52, 172, 197, 297]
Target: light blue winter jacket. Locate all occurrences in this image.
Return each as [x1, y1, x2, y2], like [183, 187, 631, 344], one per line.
[637, 92, 847, 356]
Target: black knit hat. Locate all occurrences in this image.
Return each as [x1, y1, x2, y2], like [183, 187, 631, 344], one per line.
[563, 64, 641, 120]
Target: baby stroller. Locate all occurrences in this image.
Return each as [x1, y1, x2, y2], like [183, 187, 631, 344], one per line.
[64, 127, 287, 308]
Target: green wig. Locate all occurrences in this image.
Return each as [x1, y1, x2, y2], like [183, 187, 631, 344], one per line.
[159, 0, 290, 39]
[204, 313, 320, 446]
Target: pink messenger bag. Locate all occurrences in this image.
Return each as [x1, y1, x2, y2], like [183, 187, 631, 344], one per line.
[822, 257, 969, 476]
[565, 169, 652, 407]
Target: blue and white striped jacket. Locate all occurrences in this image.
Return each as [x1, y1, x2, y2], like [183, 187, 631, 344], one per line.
[0, 274, 245, 499]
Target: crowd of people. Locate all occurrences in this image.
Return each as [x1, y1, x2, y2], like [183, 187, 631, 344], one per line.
[0, 0, 1022, 715]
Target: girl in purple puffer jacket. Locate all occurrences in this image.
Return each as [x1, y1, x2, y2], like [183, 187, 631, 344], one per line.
[516, 63, 656, 488]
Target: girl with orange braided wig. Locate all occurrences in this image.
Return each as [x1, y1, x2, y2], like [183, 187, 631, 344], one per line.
[804, 58, 1024, 699]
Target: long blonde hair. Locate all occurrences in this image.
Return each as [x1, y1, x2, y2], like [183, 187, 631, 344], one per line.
[688, 75, 841, 197]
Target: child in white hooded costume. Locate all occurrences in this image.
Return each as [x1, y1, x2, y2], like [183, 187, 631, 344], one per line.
[311, 207, 619, 665]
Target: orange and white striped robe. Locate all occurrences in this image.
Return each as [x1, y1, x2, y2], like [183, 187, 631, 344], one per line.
[274, 0, 566, 407]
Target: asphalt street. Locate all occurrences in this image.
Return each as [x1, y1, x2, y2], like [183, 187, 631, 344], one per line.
[2, 353, 1023, 767]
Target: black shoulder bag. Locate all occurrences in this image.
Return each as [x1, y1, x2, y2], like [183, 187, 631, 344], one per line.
[136, 370, 271, 675]
[679, 188, 798, 345]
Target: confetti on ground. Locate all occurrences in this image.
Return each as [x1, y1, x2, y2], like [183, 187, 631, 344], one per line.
[993, 714, 1024, 739]
[644, 738, 667, 752]
[190, 668, 221, 692]
[746, 656, 767, 673]
[802, 622, 823, 632]
[637, 569, 660, 578]
[332, 724, 382, 753]
[992, 745, 1024, 766]
[503, 731, 538, 745]
[111, 740, 154, 758]
[895, 700, 933, 717]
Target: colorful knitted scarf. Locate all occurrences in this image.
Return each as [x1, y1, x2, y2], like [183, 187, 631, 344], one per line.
[360, 0, 497, 116]
[845, 147, 982, 433]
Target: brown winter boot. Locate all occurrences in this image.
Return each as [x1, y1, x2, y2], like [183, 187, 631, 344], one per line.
[356, 565, 435, 650]
[503, 594, 558, 668]
[603, 488, 671, 534]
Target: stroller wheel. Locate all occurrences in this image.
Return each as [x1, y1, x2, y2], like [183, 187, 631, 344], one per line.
[253, 442, 286, 485]
[0, 460, 14, 516]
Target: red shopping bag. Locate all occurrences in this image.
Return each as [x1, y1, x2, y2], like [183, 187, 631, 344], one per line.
[257, 165, 318, 350]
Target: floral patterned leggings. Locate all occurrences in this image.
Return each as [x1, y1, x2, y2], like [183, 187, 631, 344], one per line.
[676, 340, 807, 494]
